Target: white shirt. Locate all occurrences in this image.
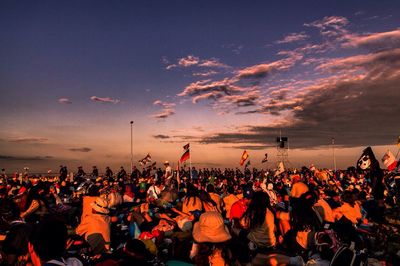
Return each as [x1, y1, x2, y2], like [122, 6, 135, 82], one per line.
[147, 185, 161, 199]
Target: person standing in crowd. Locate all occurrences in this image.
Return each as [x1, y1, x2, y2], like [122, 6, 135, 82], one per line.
[164, 161, 173, 187]
[130, 165, 140, 180]
[59, 165, 68, 182]
[117, 166, 127, 180]
[105, 166, 113, 181]
[76, 166, 85, 178]
[92, 166, 99, 179]
[191, 166, 198, 181]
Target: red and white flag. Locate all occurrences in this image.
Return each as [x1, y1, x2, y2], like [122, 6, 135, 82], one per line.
[382, 150, 397, 171]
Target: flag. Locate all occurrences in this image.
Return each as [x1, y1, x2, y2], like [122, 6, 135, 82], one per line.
[382, 150, 397, 171]
[261, 153, 268, 163]
[357, 146, 378, 170]
[180, 149, 190, 164]
[138, 154, 152, 166]
[146, 161, 157, 169]
[239, 150, 249, 166]
[245, 160, 251, 169]
[274, 161, 285, 177]
[183, 143, 190, 150]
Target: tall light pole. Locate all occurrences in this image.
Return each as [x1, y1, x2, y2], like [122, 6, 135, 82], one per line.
[332, 137, 337, 171]
[130, 121, 134, 172]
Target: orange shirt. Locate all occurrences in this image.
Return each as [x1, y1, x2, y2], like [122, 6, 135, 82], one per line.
[209, 192, 223, 212]
[290, 182, 309, 198]
[315, 199, 335, 223]
[223, 194, 239, 219]
[182, 196, 203, 214]
[335, 202, 362, 224]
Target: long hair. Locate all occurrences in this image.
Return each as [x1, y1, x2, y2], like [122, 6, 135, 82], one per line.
[185, 184, 199, 206]
[290, 190, 320, 231]
[243, 191, 274, 229]
[198, 190, 217, 207]
[194, 242, 232, 266]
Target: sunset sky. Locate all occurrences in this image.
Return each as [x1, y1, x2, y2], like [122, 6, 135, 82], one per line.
[1, 0, 400, 173]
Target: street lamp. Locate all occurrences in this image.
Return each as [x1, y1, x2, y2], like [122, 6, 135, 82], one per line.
[332, 137, 337, 171]
[130, 121, 134, 172]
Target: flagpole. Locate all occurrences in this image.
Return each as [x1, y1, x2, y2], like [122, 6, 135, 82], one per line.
[189, 146, 192, 180]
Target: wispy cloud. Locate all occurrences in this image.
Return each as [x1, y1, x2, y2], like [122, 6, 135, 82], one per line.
[153, 134, 170, 139]
[151, 100, 176, 119]
[69, 147, 92, 152]
[193, 70, 218, 77]
[304, 16, 349, 39]
[276, 32, 309, 44]
[8, 137, 48, 143]
[166, 55, 229, 70]
[0, 155, 54, 161]
[342, 29, 400, 50]
[90, 96, 120, 104]
[58, 98, 72, 104]
[236, 52, 303, 79]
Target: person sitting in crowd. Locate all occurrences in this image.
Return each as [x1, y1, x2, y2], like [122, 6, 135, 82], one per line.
[28, 217, 83, 266]
[76, 196, 111, 255]
[0, 159, 398, 266]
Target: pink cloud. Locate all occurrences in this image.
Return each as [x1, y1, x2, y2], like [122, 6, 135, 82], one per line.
[166, 55, 229, 70]
[151, 100, 176, 119]
[236, 52, 302, 79]
[342, 29, 400, 49]
[178, 78, 244, 97]
[178, 55, 200, 67]
[198, 58, 229, 68]
[276, 32, 309, 44]
[58, 98, 72, 104]
[304, 16, 349, 39]
[316, 48, 400, 74]
[90, 96, 120, 104]
[192, 70, 218, 77]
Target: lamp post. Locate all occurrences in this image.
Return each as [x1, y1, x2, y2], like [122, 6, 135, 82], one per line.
[332, 137, 337, 171]
[130, 121, 134, 172]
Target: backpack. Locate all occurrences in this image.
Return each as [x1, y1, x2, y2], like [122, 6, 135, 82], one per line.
[44, 258, 83, 266]
[314, 229, 340, 254]
[330, 242, 367, 266]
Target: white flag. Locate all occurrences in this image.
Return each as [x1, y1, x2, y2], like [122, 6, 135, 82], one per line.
[274, 161, 285, 177]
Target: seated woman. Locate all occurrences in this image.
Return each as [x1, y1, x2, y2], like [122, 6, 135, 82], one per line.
[282, 191, 322, 260]
[191, 211, 233, 265]
[198, 190, 219, 212]
[241, 191, 276, 251]
[181, 185, 203, 214]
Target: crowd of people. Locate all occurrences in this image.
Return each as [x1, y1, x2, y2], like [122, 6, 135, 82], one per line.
[0, 151, 399, 266]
